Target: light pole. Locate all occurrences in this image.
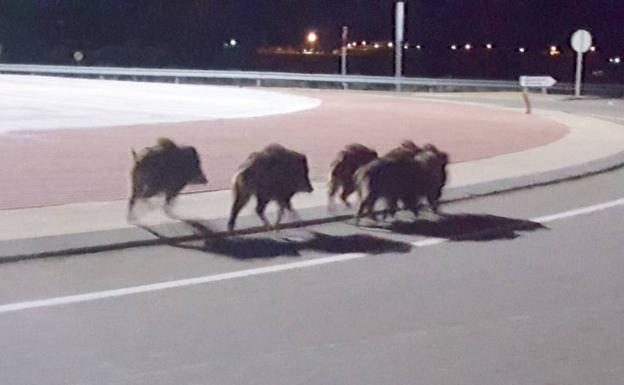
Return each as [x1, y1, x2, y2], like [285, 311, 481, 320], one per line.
[341, 26, 348, 89]
[394, 1, 405, 91]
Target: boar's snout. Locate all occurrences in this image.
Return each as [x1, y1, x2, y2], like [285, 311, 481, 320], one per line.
[301, 178, 314, 193]
[191, 171, 208, 185]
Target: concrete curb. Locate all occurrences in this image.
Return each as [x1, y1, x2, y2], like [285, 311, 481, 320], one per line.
[3, 147, 624, 263]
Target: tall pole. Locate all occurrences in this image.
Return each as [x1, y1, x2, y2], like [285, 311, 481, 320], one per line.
[394, 1, 405, 92]
[341, 26, 348, 89]
[574, 51, 583, 97]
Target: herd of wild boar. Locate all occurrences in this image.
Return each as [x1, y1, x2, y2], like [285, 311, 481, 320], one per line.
[128, 138, 449, 231]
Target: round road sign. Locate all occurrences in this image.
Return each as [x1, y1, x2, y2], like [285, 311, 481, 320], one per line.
[570, 29, 592, 53]
[73, 50, 84, 62]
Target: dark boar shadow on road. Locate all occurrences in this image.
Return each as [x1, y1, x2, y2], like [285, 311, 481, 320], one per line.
[175, 231, 412, 260]
[375, 212, 546, 241]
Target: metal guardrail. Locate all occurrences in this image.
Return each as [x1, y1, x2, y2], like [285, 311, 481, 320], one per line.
[0, 63, 622, 95]
[0, 63, 521, 89]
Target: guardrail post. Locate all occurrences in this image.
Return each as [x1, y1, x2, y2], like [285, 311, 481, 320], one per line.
[395, 79, 402, 92]
[256, 79, 262, 87]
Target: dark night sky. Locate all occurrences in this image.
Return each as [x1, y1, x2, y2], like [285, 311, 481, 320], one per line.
[0, 1, 621, 49]
[0, 0, 622, 71]
[229, 0, 624, 51]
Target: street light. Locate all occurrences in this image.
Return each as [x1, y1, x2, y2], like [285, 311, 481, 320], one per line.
[305, 31, 318, 54]
[306, 31, 318, 44]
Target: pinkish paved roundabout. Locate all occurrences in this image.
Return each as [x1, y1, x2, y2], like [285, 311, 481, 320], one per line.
[0, 75, 568, 210]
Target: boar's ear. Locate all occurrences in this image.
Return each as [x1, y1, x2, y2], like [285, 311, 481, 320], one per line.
[157, 137, 177, 149]
[131, 148, 139, 163]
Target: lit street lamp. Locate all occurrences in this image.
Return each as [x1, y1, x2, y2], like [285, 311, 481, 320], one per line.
[306, 31, 318, 44]
[305, 31, 318, 53]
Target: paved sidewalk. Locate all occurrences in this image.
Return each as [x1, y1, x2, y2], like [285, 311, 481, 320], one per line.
[1, 96, 624, 260]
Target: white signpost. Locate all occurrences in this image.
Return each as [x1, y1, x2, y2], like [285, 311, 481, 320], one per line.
[570, 29, 592, 97]
[518, 76, 557, 114]
[519, 76, 557, 88]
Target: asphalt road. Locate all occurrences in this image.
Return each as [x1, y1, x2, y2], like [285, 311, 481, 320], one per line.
[1, 166, 624, 385]
[426, 92, 624, 123]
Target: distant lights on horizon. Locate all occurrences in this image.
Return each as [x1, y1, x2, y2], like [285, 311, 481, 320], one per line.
[223, 39, 238, 48]
[261, 39, 614, 56]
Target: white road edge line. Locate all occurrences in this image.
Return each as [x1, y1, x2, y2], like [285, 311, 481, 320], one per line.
[2, 197, 624, 314]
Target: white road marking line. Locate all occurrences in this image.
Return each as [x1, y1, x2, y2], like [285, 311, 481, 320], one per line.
[1, 197, 624, 314]
[532, 197, 624, 223]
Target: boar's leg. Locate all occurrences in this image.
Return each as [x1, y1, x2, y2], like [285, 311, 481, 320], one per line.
[327, 177, 340, 210]
[380, 197, 399, 221]
[163, 190, 181, 219]
[427, 186, 443, 212]
[405, 198, 423, 218]
[355, 194, 377, 225]
[255, 196, 273, 230]
[228, 184, 252, 232]
[339, 181, 355, 208]
[276, 198, 301, 228]
[127, 195, 138, 223]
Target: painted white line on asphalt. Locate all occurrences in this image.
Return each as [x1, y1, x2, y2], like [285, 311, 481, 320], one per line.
[1, 197, 624, 314]
[533, 197, 624, 223]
